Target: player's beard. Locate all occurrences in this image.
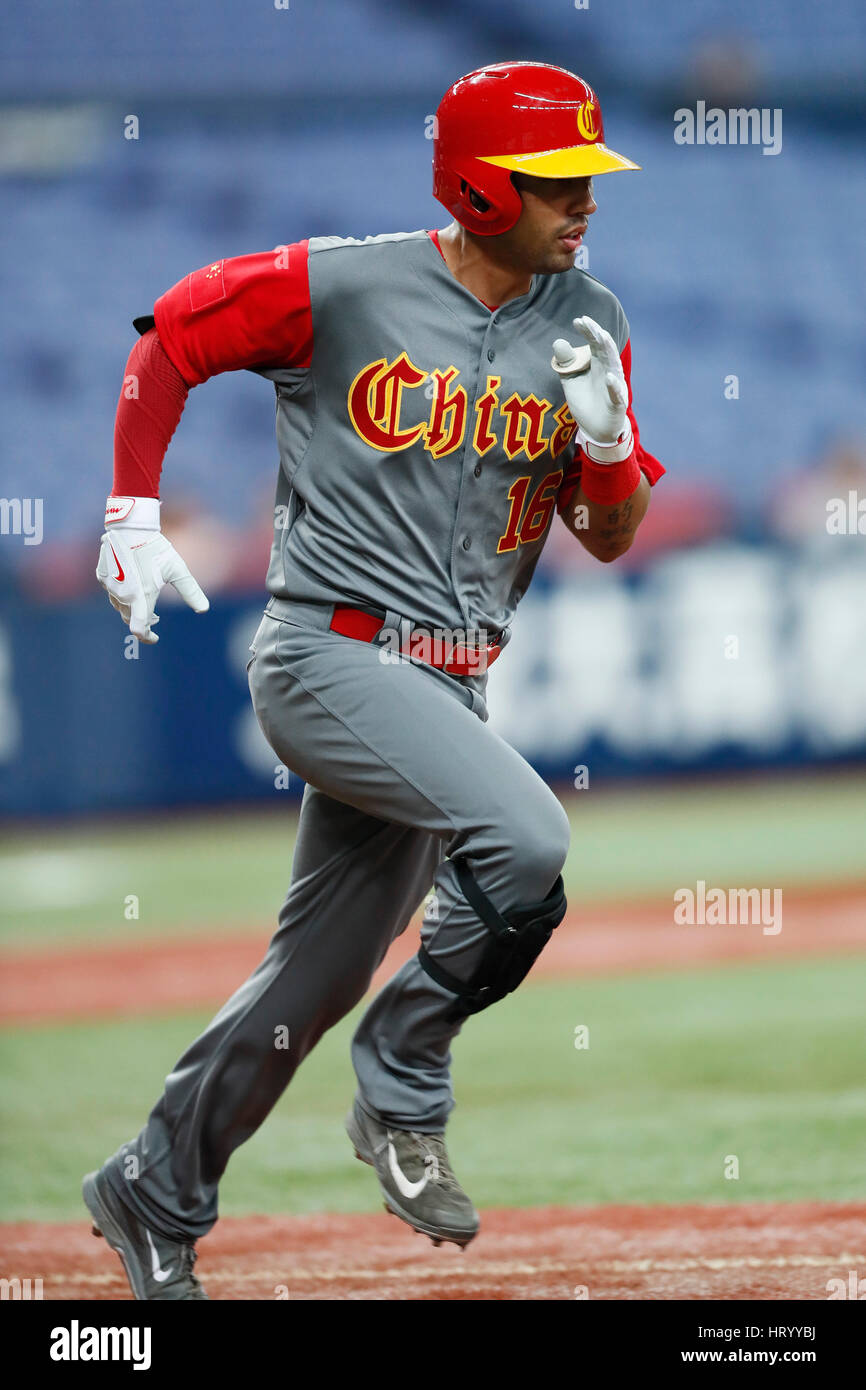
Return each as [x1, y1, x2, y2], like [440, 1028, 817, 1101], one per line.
[498, 223, 583, 277]
[540, 245, 582, 274]
[472, 219, 582, 282]
[525, 237, 582, 276]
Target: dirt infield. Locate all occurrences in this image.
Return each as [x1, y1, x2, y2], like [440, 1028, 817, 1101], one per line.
[2, 881, 865, 1026]
[3, 1203, 864, 1300]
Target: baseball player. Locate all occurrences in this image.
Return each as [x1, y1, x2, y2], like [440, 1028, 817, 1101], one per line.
[85, 61, 664, 1299]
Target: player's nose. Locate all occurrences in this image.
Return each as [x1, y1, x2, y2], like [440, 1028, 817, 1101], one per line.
[568, 178, 597, 217]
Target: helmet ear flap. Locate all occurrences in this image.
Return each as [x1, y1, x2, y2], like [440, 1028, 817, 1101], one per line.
[435, 158, 523, 236]
[462, 181, 491, 214]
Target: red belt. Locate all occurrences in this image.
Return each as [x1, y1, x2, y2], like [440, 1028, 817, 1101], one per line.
[329, 606, 502, 677]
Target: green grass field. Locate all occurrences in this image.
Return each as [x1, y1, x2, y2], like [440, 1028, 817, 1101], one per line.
[2, 959, 865, 1222]
[1, 770, 865, 1223]
[2, 770, 865, 947]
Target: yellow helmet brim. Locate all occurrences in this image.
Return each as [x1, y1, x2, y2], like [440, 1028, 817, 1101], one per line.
[478, 143, 640, 177]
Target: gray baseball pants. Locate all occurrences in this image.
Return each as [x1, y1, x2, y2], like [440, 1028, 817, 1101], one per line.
[103, 601, 569, 1242]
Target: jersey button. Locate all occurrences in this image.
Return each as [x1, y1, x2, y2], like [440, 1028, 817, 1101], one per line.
[487, 349, 496, 362]
[462, 536, 472, 550]
[474, 464, 482, 478]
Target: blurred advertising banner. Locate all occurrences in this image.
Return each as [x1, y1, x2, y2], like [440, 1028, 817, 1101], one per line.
[2, 541, 865, 817]
[494, 542, 866, 780]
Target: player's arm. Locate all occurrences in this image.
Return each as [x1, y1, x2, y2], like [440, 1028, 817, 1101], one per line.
[553, 318, 664, 563]
[97, 244, 313, 642]
[565, 471, 651, 563]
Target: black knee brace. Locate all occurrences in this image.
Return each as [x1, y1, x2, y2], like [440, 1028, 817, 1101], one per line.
[418, 858, 567, 1016]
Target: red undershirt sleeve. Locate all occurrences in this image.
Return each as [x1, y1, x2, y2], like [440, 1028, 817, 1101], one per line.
[113, 330, 188, 498]
[112, 240, 313, 499]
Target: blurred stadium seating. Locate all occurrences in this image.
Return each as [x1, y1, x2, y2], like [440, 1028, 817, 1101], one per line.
[4, 0, 865, 97]
[2, 1, 865, 550]
[2, 0, 865, 812]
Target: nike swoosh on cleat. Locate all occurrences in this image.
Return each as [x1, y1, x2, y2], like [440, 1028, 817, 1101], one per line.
[145, 1228, 173, 1283]
[386, 1140, 430, 1200]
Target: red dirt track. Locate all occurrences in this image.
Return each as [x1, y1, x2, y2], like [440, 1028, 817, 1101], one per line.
[3, 1203, 864, 1300]
[2, 881, 865, 1026]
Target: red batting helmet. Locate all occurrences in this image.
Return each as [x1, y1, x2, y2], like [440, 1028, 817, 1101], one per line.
[432, 61, 639, 237]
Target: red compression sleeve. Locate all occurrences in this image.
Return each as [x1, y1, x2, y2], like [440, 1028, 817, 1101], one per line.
[579, 452, 642, 505]
[113, 329, 189, 499]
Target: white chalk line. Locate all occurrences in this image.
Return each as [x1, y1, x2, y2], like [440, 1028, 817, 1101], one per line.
[44, 1252, 866, 1288]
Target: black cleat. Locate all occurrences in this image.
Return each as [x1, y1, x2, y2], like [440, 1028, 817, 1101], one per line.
[346, 1099, 479, 1249]
[83, 1168, 209, 1300]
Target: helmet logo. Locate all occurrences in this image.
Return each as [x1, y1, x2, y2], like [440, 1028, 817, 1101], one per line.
[576, 99, 600, 142]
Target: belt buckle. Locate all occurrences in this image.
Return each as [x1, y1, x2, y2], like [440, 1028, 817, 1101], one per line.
[443, 637, 500, 676]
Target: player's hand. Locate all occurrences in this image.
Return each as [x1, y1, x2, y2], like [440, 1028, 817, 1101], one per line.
[96, 496, 209, 645]
[551, 315, 631, 453]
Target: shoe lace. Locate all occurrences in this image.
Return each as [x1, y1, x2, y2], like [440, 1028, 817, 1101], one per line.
[178, 1244, 202, 1285]
[407, 1133, 460, 1191]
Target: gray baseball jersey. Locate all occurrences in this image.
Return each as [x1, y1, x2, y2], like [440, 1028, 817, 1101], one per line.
[150, 230, 660, 637]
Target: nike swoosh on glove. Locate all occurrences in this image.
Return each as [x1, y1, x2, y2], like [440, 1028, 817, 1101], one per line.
[96, 496, 209, 645]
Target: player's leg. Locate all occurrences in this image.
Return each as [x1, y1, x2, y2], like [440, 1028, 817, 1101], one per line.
[92, 783, 441, 1250]
[344, 851, 566, 1245]
[351, 843, 565, 1130]
[249, 613, 570, 1242]
[88, 609, 568, 1273]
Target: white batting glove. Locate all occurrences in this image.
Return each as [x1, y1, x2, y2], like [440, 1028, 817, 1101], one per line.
[96, 496, 209, 645]
[552, 315, 633, 461]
